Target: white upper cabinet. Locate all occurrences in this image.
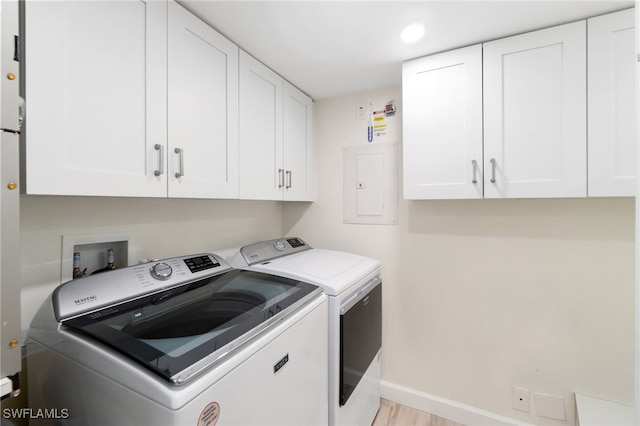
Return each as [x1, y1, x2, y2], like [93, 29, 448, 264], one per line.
[239, 51, 314, 201]
[403, 20, 595, 200]
[283, 82, 314, 201]
[167, 1, 239, 199]
[24, 0, 167, 197]
[239, 51, 284, 200]
[483, 21, 587, 198]
[402, 44, 483, 200]
[587, 8, 636, 197]
[25, 0, 240, 199]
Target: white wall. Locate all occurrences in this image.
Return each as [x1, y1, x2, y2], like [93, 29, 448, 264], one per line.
[19, 196, 283, 337]
[16, 86, 635, 425]
[284, 85, 636, 425]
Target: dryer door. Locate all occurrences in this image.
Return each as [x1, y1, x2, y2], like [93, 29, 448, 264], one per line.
[339, 278, 382, 406]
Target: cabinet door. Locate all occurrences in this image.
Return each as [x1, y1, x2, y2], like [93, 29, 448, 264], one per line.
[402, 45, 483, 199]
[238, 51, 284, 200]
[483, 21, 587, 198]
[588, 9, 636, 197]
[24, 0, 167, 197]
[167, 1, 238, 199]
[283, 82, 314, 201]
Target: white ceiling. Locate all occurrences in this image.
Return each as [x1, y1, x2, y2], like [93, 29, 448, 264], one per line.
[178, 0, 634, 100]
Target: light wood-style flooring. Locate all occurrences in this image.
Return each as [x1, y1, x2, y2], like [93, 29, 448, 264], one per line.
[372, 399, 466, 426]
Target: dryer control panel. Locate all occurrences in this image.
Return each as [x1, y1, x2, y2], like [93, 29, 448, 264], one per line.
[239, 237, 311, 265]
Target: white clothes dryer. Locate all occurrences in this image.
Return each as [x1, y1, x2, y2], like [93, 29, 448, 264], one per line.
[232, 237, 382, 426]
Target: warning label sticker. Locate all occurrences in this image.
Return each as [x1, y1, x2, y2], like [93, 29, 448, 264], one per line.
[373, 111, 387, 137]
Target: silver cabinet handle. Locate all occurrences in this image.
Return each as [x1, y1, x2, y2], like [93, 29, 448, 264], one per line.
[471, 160, 478, 184]
[278, 168, 285, 188]
[154, 144, 164, 176]
[286, 170, 292, 189]
[490, 158, 496, 183]
[18, 96, 25, 128]
[175, 148, 184, 178]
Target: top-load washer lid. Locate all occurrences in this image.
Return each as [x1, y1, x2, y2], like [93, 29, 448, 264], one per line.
[233, 238, 381, 296]
[46, 254, 322, 384]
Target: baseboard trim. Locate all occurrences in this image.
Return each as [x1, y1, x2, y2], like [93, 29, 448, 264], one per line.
[381, 380, 535, 426]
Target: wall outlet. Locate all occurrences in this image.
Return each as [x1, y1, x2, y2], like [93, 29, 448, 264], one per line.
[534, 392, 566, 421]
[512, 386, 530, 412]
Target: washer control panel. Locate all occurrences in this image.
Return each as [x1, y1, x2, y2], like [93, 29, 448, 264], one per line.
[239, 237, 311, 265]
[184, 255, 220, 273]
[54, 253, 232, 321]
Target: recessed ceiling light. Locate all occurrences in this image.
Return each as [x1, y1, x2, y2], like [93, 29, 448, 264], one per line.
[400, 23, 425, 44]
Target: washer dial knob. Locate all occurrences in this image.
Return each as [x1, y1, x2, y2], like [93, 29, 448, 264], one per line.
[150, 262, 173, 280]
[273, 240, 286, 251]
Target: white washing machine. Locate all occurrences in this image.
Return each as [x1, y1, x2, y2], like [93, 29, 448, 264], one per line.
[232, 237, 382, 426]
[27, 253, 328, 425]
